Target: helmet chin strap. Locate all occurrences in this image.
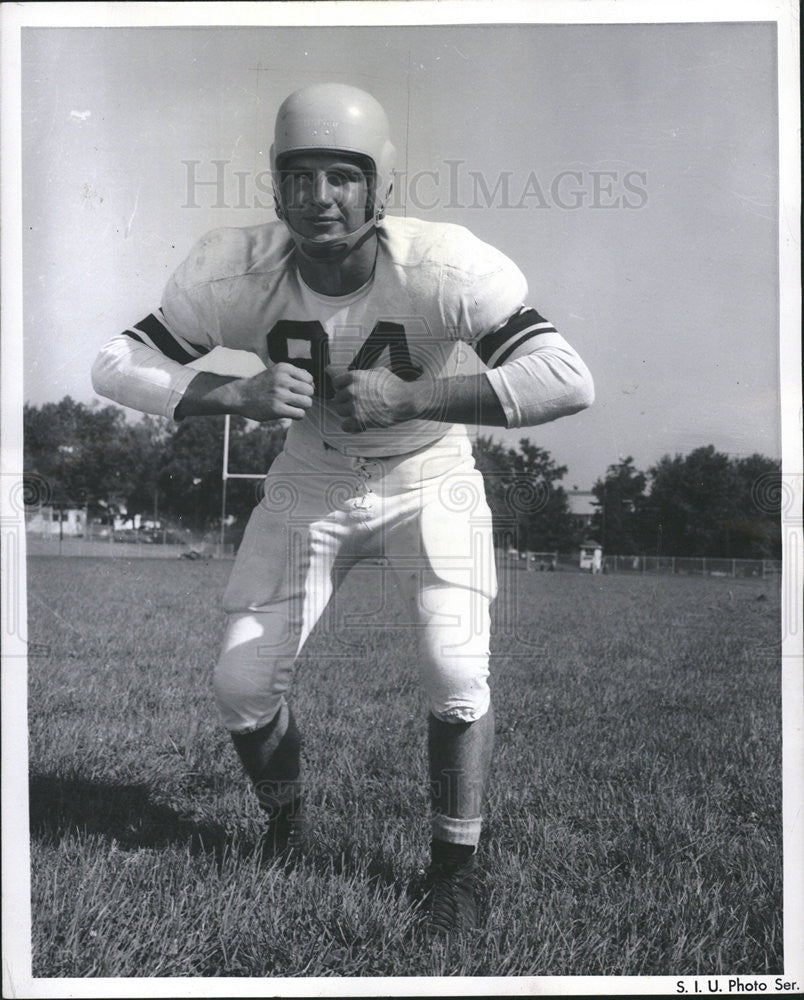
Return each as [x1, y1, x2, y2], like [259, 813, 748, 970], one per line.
[286, 213, 379, 264]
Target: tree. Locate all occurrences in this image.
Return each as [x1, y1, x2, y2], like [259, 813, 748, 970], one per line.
[124, 415, 171, 519]
[472, 435, 516, 548]
[514, 439, 575, 551]
[225, 420, 288, 524]
[23, 397, 166, 513]
[23, 396, 288, 533]
[591, 457, 647, 554]
[472, 435, 574, 552]
[157, 416, 224, 531]
[730, 454, 782, 559]
[643, 445, 781, 559]
[157, 415, 287, 532]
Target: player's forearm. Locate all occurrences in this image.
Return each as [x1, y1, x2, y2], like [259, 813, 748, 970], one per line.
[173, 371, 243, 419]
[411, 374, 508, 426]
[176, 364, 315, 422]
[411, 348, 594, 429]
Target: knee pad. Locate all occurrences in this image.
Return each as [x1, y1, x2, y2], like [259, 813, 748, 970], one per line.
[416, 585, 491, 724]
[425, 652, 491, 724]
[214, 611, 298, 733]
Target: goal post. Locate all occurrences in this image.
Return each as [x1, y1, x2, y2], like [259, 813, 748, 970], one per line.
[220, 414, 266, 554]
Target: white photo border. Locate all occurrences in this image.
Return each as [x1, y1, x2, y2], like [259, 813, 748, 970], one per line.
[2, 2, 800, 997]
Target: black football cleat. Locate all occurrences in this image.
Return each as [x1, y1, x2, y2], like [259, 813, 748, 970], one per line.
[423, 852, 479, 936]
[258, 800, 305, 863]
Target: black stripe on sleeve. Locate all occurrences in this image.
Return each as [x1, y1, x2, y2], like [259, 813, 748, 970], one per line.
[133, 313, 200, 365]
[156, 308, 210, 358]
[122, 330, 146, 346]
[494, 329, 547, 367]
[475, 307, 551, 365]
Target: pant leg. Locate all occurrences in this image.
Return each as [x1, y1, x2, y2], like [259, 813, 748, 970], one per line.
[214, 450, 359, 734]
[390, 573, 493, 724]
[383, 453, 496, 724]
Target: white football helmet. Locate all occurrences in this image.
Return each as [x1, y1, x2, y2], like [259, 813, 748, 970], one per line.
[270, 83, 395, 261]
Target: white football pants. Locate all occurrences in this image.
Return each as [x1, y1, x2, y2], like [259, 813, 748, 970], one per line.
[214, 420, 497, 733]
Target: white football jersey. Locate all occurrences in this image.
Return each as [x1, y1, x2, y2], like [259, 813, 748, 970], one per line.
[93, 216, 566, 456]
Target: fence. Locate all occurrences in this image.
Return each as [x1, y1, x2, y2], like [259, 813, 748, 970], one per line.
[26, 536, 196, 559]
[599, 554, 780, 579]
[25, 524, 782, 579]
[506, 550, 781, 579]
[504, 550, 559, 571]
[24, 519, 231, 559]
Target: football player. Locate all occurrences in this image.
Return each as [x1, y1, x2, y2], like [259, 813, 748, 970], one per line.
[92, 83, 594, 936]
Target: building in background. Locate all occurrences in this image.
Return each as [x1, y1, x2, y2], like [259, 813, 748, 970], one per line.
[568, 489, 596, 533]
[25, 504, 86, 537]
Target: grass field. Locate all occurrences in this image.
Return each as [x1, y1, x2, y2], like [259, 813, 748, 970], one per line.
[26, 555, 782, 978]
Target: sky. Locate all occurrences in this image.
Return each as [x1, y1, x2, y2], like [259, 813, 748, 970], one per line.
[19, 20, 781, 489]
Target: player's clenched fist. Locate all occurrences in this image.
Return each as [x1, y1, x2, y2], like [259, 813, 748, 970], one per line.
[234, 363, 314, 422]
[329, 367, 421, 432]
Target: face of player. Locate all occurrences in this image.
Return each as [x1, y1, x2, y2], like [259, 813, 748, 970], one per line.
[279, 152, 372, 245]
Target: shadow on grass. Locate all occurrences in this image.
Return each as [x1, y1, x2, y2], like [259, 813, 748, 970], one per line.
[29, 773, 417, 892]
[29, 772, 253, 866]
[308, 838, 420, 899]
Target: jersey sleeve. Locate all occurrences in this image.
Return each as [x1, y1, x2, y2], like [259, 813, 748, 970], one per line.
[478, 301, 595, 428]
[160, 227, 248, 350]
[441, 227, 530, 347]
[91, 231, 232, 418]
[440, 227, 594, 428]
[485, 335, 595, 427]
